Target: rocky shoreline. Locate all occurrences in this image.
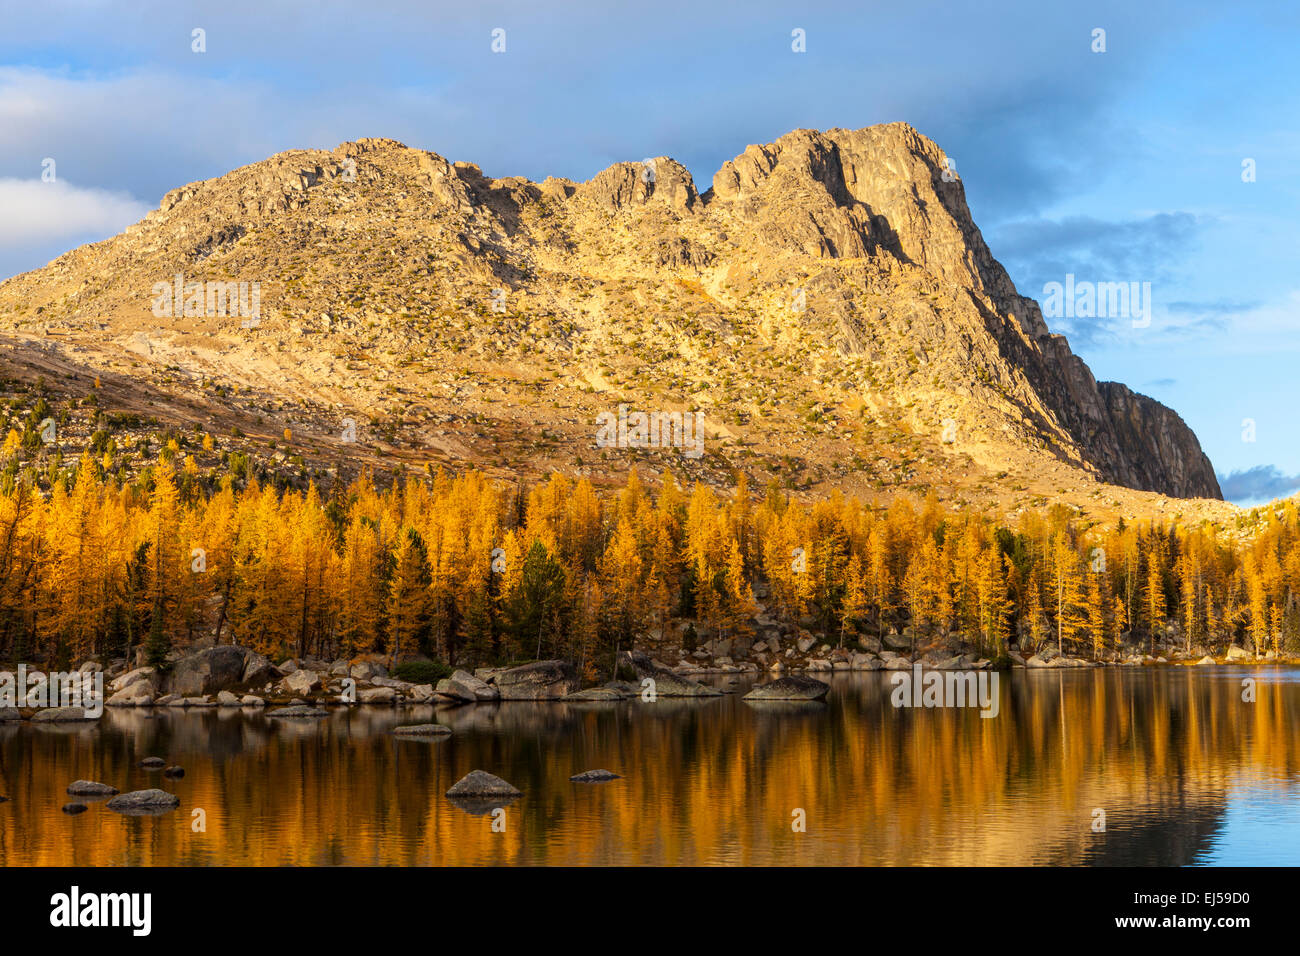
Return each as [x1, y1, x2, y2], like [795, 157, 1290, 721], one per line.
[0, 634, 1291, 723]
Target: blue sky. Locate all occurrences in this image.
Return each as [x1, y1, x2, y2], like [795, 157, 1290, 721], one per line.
[1, 0, 1297, 504]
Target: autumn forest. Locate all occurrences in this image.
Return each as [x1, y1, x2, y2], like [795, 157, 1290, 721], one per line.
[2, 442, 1299, 676]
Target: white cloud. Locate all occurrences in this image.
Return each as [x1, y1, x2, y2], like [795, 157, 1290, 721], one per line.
[0, 178, 150, 248]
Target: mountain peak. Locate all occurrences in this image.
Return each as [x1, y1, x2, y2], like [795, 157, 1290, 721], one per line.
[0, 124, 1221, 507]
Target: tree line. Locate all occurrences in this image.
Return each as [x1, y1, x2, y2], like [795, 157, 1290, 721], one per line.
[0, 452, 1296, 674]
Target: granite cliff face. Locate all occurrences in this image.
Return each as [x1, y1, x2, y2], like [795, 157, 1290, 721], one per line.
[0, 123, 1220, 503]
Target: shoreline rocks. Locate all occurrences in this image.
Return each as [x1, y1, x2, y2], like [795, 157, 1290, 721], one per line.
[31, 706, 98, 722]
[622, 651, 722, 698]
[436, 669, 498, 703]
[490, 660, 580, 700]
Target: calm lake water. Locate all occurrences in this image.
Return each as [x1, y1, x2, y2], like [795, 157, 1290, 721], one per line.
[2, 667, 1299, 866]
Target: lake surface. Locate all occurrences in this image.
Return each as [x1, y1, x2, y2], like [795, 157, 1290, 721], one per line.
[3, 667, 1300, 866]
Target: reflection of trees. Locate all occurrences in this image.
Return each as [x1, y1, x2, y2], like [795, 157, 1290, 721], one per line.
[2, 670, 1298, 865]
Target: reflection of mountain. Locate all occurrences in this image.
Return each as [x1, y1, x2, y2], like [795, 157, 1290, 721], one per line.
[1, 669, 1298, 865]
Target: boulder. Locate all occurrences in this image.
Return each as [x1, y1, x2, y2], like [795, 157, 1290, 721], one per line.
[882, 630, 911, 652]
[1196, 655, 1217, 665]
[241, 652, 282, 687]
[108, 666, 156, 694]
[31, 706, 97, 722]
[490, 661, 579, 700]
[393, 723, 452, 737]
[445, 770, 522, 797]
[744, 675, 831, 701]
[216, 690, 241, 706]
[166, 645, 249, 696]
[437, 670, 498, 702]
[370, 676, 415, 691]
[409, 684, 436, 702]
[620, 651, 722, 697]
[0, 707, 19, 721]
[805, 658, 833, 672]
[1226, 645, 1253, 661]
[570, 770, 621, 783]
[349, 660, 388, 681]
[280, 669, 322, 696]
[240, 695, 266, 707]
[358, 686, 397, 704]
[105, 789, 181, 814]
[66, 780, 119, 796]
[106, 685, 154, 707]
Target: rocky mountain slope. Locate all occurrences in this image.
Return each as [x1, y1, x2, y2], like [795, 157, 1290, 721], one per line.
[0, 122, 1221, 511]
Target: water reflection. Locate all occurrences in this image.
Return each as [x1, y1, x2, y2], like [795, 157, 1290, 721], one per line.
[2, 668, 1299, 865]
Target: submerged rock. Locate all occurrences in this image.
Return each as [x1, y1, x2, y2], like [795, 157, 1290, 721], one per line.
[163, 766, 185, 778]
[62, 803, 88, 815]
[570, 769, 621, 783]
[446, 770, 522, 798]
[66, 780, 120, 796]
[139, 757, 166, 769]
[0, 707, 20, 721]
[743, 675, 830, 701]
[267, 704, 329, 718]
[105, 789, 181, 815]
[393, 723, 452, 737]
